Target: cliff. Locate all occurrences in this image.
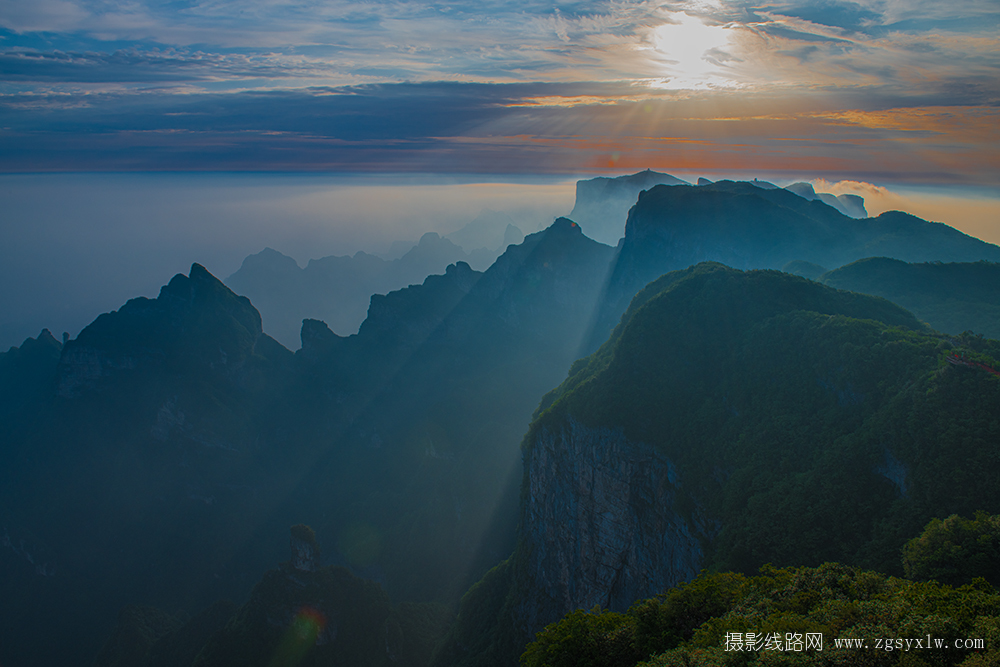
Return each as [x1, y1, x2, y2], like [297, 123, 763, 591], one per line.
[440, 263, 1000, 666]
[518, 420, 702, 633]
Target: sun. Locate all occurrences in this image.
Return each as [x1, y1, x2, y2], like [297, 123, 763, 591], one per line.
[651, 13, 734, 88]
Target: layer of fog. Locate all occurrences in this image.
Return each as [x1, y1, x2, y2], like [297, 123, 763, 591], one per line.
[0, 173, 574, 350]
[2, 172, 997, 351]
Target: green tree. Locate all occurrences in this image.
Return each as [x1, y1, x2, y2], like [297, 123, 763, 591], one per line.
[902, 511, 1000, 587]
[520, 607, 640, 667]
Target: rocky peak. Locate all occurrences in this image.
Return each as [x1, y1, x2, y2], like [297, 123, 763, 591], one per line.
[290, 524, 321, 572]
[58, 264, 263, 396]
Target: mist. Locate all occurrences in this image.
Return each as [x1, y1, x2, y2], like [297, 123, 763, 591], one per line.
[0, 173, 574, 350]
[4, 171, 997, 352]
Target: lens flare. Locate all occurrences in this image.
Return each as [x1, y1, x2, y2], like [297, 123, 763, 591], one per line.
[267, 606, 327, 667]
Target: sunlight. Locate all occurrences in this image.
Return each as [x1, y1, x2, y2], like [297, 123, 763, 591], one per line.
[651, 13, 734, 89]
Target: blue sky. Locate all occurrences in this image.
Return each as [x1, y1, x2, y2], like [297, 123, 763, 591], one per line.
[1, 0, 998, 181]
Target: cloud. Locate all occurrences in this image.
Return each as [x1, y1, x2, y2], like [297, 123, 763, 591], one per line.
[0, 49, 318, 83]
[2, 80, 994, 185]
[813, 178, 1000, 246]
[768, 1, 880, 33]
[0, 0, 994, 112]
[0, 1, 996, 181]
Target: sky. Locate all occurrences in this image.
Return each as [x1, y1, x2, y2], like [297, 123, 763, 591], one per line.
[1, 0, 999, 349]
[1, 0, 998, 181]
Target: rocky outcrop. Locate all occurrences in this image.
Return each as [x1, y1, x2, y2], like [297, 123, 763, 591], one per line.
[461, 218, 613, 338]
[359, 260, 480, 350]
[518, 419, 702, 632]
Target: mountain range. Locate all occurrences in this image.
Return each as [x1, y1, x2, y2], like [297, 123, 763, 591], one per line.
[2, 171, 999, 666]
[227, 220, 525, 349]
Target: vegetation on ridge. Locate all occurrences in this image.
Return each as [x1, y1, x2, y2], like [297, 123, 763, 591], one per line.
[522, 559, 1000, 667]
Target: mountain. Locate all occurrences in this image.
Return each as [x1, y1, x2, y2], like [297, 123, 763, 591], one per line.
[521, 560, 1000, 666]
[6, 177, 1000, 667]
[818, 258, 1000, 339]
[781, 259, 828, 280]
[785, 181, 867, 218]
[0, 264, 296, 667]
[588, 180, 1000, 350]
[226, 232, 475, 348]
[92, 525, 452, 667]
[285, 218, 616, 604]
[444, 209, 524, 258]
[567, 170, 689, 245]
[0, 328, 63, 420]
[0, 219, 616, 667]
[438, 263, 1000, 666]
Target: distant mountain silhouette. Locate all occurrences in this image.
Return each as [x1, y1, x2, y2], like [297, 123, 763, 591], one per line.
[227, 219, 527, 350]
[781, 259, 829, 280]
[568, 169, 689, 245]
[444, 209, 524, 258]
[226, 232, 473, 348]
[786, 181, 867, 218]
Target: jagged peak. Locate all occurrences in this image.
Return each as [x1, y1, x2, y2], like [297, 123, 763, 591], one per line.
[549, 217, 583, 234]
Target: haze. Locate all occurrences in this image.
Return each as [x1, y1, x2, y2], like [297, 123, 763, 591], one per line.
[2, 0, 998, 348]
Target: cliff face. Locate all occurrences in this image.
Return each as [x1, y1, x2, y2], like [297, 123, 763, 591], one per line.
[519, 419, 702, 631]
[440, 263, 1000, 667]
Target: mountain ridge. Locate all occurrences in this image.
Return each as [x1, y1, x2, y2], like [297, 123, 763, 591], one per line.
[438, 263, 1000, 667]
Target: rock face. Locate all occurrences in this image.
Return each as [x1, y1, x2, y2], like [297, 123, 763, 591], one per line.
[519, 420, 702, 631]
[291, 525, 320, 572]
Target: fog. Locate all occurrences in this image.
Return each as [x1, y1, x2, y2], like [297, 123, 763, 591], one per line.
[3, 172, 998, 352]
[0, 173, 575, 350]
